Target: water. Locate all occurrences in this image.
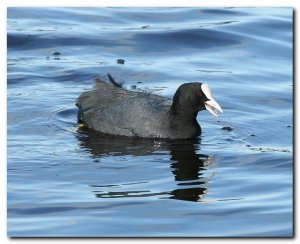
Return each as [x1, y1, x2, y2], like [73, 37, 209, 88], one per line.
[7, 7, 293, 237]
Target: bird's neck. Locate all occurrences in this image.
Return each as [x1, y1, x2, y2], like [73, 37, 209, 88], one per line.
[170, 108, 197, 120]
[167, 108, 201, 138]
[169, 108, 200, 129]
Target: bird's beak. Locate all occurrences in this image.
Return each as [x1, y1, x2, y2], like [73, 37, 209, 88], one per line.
[205, 99, 223, 117]
[201, 84, 223, 117]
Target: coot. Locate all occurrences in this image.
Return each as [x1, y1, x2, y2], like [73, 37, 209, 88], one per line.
[77, 74, 222, 139]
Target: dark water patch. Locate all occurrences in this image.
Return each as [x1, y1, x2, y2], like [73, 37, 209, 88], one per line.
[111, 7, 208, 24]
[226, 15, 292, 45]
[200, 8, 249, 16]
[7, 33, 127, 50]
[94, 190, 167, 199]
[9, 201, 145, 216]
[8, 69, 100, 86]
[10, 206, 77, 215]
[54, 108, 78, 127]
[7, 76, 28, 85]
[117, 58, 125, 64]
[222, 126, 234, 131]
[196, 69, 232, 73]
[133, 28, 242, 51]
[52, 51, 62, 56]
[56, 108, 77, 118]
[8, 7, 127, 25]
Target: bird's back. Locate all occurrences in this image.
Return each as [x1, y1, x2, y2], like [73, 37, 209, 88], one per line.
[77, 78, 173, 137]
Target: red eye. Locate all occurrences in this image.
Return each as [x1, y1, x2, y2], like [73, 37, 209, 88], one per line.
[197, 92, 202, 97]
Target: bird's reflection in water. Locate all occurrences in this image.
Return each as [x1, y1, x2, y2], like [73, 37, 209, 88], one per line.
[77, 128, 217, 202]
[169, 142, 210, 202]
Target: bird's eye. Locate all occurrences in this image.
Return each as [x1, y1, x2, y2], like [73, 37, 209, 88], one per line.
[197, 92, 202, 97]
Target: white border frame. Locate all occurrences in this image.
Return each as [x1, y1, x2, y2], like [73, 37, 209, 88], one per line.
[2, 1, 297, 243]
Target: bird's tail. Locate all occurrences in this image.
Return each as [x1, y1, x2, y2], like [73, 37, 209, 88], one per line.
[107, 73, 124, 88]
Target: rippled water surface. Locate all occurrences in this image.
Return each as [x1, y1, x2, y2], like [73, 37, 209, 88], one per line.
[7, 7, 293, 237]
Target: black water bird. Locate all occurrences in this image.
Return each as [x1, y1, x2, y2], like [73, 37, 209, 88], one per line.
[77, 73, 222, 139]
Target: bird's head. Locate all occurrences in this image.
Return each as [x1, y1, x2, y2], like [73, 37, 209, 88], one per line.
[171, 82, 223, 117]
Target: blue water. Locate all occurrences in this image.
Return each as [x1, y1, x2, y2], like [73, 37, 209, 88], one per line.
[7, 7, 293, 237]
